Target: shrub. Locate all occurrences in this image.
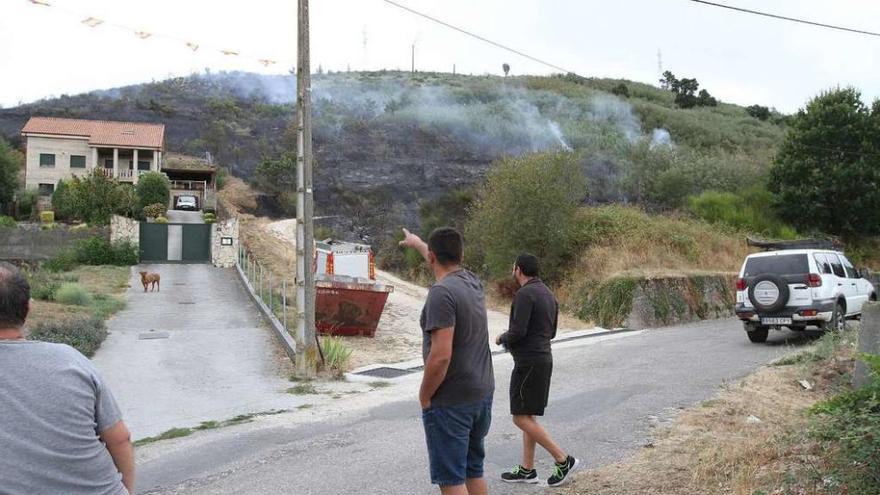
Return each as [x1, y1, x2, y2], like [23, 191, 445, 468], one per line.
[0, 215, 15, 228]
[16, 188, 38, 219]
[29, 316, 108, 357]
[320, 336, 353, 376]
[687, 187, 797, 238]
[52, 179, 75, 220]
[44, 249, 78, 272]
[143, 202, 167, 219]
[45, 237, 138, 271]
[155, 215, 168, 224]
[135, 172, 171, 215]
[58, 170, 133, 225]
[54, 283, 93, 306]
[40, 211, 55, 224]
[809, 353, 880, 493]
[202, 212, 216, 224]
[466, 152, 586, 282]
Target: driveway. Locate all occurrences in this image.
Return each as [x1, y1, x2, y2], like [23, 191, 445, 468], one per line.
[92, 265, 304, 440]
[136, 319, 820, 494]
[165, 210, 203, 224]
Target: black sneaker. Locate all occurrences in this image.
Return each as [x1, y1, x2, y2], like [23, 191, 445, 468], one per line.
[501, 465, 538, 484]
[547, 455, 580, 487]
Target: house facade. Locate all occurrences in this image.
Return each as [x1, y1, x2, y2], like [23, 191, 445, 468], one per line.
[21, 117, 165, 197]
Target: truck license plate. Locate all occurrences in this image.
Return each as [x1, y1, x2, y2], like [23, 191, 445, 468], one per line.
[761, 317, 792, 325]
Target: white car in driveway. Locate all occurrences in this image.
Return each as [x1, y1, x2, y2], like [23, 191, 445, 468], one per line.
[735, 248, 876, 343]
[175, 195, 199, 211]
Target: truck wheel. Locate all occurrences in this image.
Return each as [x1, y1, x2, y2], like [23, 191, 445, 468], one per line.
[744, 324, 769, 343]
[821, 303, 846, 333]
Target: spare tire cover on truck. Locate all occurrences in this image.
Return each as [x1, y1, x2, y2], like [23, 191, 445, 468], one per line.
[748, 274, 789, 313]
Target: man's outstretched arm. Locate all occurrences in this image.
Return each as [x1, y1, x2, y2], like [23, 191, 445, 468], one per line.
[399, 228, 429, 263]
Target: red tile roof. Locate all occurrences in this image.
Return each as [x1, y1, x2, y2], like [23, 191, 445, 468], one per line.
[21, 117, 165, 149]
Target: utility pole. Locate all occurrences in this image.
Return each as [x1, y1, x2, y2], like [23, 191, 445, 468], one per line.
[411, 44, 415, 73]
[295, 0, 316, 376]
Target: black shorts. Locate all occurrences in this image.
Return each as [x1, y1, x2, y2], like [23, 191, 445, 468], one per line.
[509, 360, 553, 416]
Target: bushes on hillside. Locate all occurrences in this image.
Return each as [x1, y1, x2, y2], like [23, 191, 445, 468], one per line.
[136, 172, 170, 216]
[45, 237, 138, 272]
[29, 316, 108, 357]
[143, 202, 167, 219]
[687, 188, 796, 238]
[466, 152, 586, 282]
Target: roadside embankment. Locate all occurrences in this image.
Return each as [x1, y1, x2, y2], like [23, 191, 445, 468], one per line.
[570, 272, 736, 329]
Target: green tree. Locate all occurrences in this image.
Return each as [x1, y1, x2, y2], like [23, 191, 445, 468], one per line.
[466, 152, 586, 282]
[769, 87, 880, 236]
[64, 170, 131, 225]
[135, 171, 170, 214]
[255, 152, 297, 215]
[746, 105, 771, 121]
[0, 138, 22, 212]
[51, 179, 75, 220]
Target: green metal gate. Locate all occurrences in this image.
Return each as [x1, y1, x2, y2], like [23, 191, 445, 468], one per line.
[138, 222, 211, 263]
[139, 223, 169, 262]
[182, 224, 211, 262]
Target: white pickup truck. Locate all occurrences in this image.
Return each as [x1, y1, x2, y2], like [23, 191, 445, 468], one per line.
[734, 248, 876, 343]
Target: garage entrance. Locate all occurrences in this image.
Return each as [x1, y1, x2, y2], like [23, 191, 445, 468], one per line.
[139, 223, 211, 263]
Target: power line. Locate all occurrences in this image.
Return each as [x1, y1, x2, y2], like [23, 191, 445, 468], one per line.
[688, 0, 880, 38]
[379, 0, 577, 74]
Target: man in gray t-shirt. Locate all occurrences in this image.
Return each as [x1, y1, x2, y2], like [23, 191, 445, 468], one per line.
[0, 262, 134, 495]
[401, 227, 494, 495]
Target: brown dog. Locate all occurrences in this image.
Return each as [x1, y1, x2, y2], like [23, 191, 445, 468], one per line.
[139, 271, 160, 292]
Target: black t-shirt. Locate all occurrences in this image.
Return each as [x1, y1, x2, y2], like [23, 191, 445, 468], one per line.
[420, 269, 495, 406]
[499, 278, 558, 363]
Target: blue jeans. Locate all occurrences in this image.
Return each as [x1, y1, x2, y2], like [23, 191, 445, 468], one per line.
[422, 396, 493, 486]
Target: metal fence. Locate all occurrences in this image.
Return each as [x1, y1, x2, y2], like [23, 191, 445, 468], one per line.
[236, 243, 297, 337]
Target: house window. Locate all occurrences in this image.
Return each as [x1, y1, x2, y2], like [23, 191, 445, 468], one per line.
[39, 153, 55, 167]
[138, 160, 151, 171]
[38, 183, 54, 196]
[104, 158, 114, 168]
[70, 155, 86, 168]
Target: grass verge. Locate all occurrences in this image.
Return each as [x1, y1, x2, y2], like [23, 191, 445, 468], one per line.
[134, 410, 289, 446]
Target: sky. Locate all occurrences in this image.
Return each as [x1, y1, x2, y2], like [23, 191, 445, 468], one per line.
[1, 0, 879, 113]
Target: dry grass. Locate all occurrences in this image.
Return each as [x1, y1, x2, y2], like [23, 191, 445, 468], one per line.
[27, 266, 131, 329]
[562, 342, 854, 495]
[217, 175, 257, 218]
[557, 206, 752, 305]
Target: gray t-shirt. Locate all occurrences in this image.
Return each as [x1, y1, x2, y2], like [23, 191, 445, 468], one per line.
[0, 340, 127, 495]
[420, 269, 494, 406]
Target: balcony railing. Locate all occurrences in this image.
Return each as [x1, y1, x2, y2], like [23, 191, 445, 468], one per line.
[170, 180, 208, 191]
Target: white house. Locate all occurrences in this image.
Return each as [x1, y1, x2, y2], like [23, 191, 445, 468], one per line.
[21, 116, 165, 196]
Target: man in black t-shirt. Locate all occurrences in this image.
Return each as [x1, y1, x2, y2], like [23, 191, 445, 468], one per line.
[496, 253, 579, 487]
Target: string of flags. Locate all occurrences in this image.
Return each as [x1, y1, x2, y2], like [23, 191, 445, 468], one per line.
[25, 0, 286, 68]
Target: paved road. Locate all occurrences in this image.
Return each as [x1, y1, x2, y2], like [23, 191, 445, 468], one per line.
[135, 319, 821, 494]
[92, 265, 304, 440]
[165, 210, 203, 224]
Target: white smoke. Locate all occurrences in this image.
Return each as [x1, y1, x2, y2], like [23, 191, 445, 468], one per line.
[548, 121, 571, 150]
[650, 128, 674, 148]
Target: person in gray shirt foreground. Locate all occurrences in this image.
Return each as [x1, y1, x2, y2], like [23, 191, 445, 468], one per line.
[0, 261, 134, 495]
[400, 227, 495, 495]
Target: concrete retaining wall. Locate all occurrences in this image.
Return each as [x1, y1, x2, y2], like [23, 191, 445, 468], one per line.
[0, 224, 108, 261]
[854, 302, 880, 389]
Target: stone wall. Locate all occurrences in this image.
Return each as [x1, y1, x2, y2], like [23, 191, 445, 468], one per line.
[572, 273, 736, 329]
[211, 218, 239, 268]
[110, 215, 139, 247]
[0, 224, 108, 261]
